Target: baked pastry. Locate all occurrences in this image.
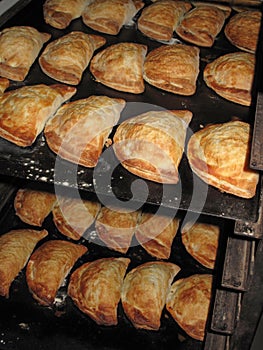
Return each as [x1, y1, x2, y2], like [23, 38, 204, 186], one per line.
[0, 229, 48, 297]
[39, 31, 106, 85]
[175, 5, 227, 47]
[82, 0, 144, 35]
[0, 26, 51, 81]
[143, 44, 200, 95]
[224, 10, 261, 53]
[44, 95, 125, 167]
[166, 274, 213, 340]
[137, 0, 191, 41]
[0, 78, 9, 94]
[43, 0, 89, 29]
[68, 257, 130, 325]
[52, 196, 101, 240]
[95, 206, 140, 253]
[113, 109, 192, 184]
[134, 212, 180, 259]
[203, 51, 255, 106]
[181, 222, 220, 269]
[192, 1, 231, 18]
[90, 42, 147, 94]
[26, 240, 87, 306]
[14, 188, 57, 227]
[187, 120, 259, 199]
[0, 84, 76, 147]
[121, 261, 181, 330]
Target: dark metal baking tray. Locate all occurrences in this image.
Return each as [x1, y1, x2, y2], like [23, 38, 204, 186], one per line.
[0, 185, 231, 350]
[0, 0, 262, 223]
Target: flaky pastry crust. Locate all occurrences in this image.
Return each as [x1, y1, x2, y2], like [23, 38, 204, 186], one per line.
[187, 120, 259, 198]
[90, 42, 147, 93]
[224, 10, 261, 53]
[203, 51, 255, 106]
[0, 84, 76, 147]
[68, 257, 130, 325]
[14, 188, 56, 227]
[39, 31, 106, 85]
[0, 229, 48, 297]
[113, 109, 192, 184]
[143, 44, 200, 95]
[138, 0, 192, 41]
[44, 95, 125, 167]
[0, 26, 51, 81]
[166, 274, 213, 341]
[121, 261, 181, 330]
[26, 240, 87, 306]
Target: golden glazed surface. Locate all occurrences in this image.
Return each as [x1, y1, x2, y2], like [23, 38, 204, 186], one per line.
[68, 257, 130, 325]
[166, 274, 213, 341]
[187, 120, 259, 198]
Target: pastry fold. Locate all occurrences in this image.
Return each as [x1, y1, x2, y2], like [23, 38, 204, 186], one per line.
[39, 31, 106, 85]
[0, 26, 51, 81]
[68, 257, 130, 325]
[0, 84, 76, 147]
[44, 95, 125, 167]
[26, 240, 87, 306]
[0, 229, 48, 297]
[113, 109, 192, 184]
[121, 261, 181, 330]
[187, 120, 259, 198]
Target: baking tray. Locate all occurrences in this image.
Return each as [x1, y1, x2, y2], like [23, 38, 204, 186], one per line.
[0, 0, 262, 223]
[0, 184, 231, 350]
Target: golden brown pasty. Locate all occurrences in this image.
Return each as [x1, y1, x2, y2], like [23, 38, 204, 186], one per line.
[134, 212, 180, 259]
[82, 0, 144, 35]
[192, 1, 231, 18]
[166, 274, 213, 341]
[68, 257, 130, 325]
[52, 196, 101, 240]
[0, 26, 51, 81]
[39, 31, 106, 85]
[14, 188, 57, 227]
[44, 95, 125, 167]
[143, 44, 200, 95]
[181, 222, 220, 269]
[0, 229, 48, 297]
[90, 42, 147, 94]
[224, 10, 261, 54]
[0, 83, 76, 147]
[203, 51, 255, 106]
[113, 109, 192, 184]
[138, 0, 192, 41]
[43, 0, 89, 29]
[26, 240, 87, 306]
[121, 261, 181, 330]
[0, 78, 9, 94]
[175, 5, 226, 47]
[187, 120, 259, 199]
[95, 206, 140, 253]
